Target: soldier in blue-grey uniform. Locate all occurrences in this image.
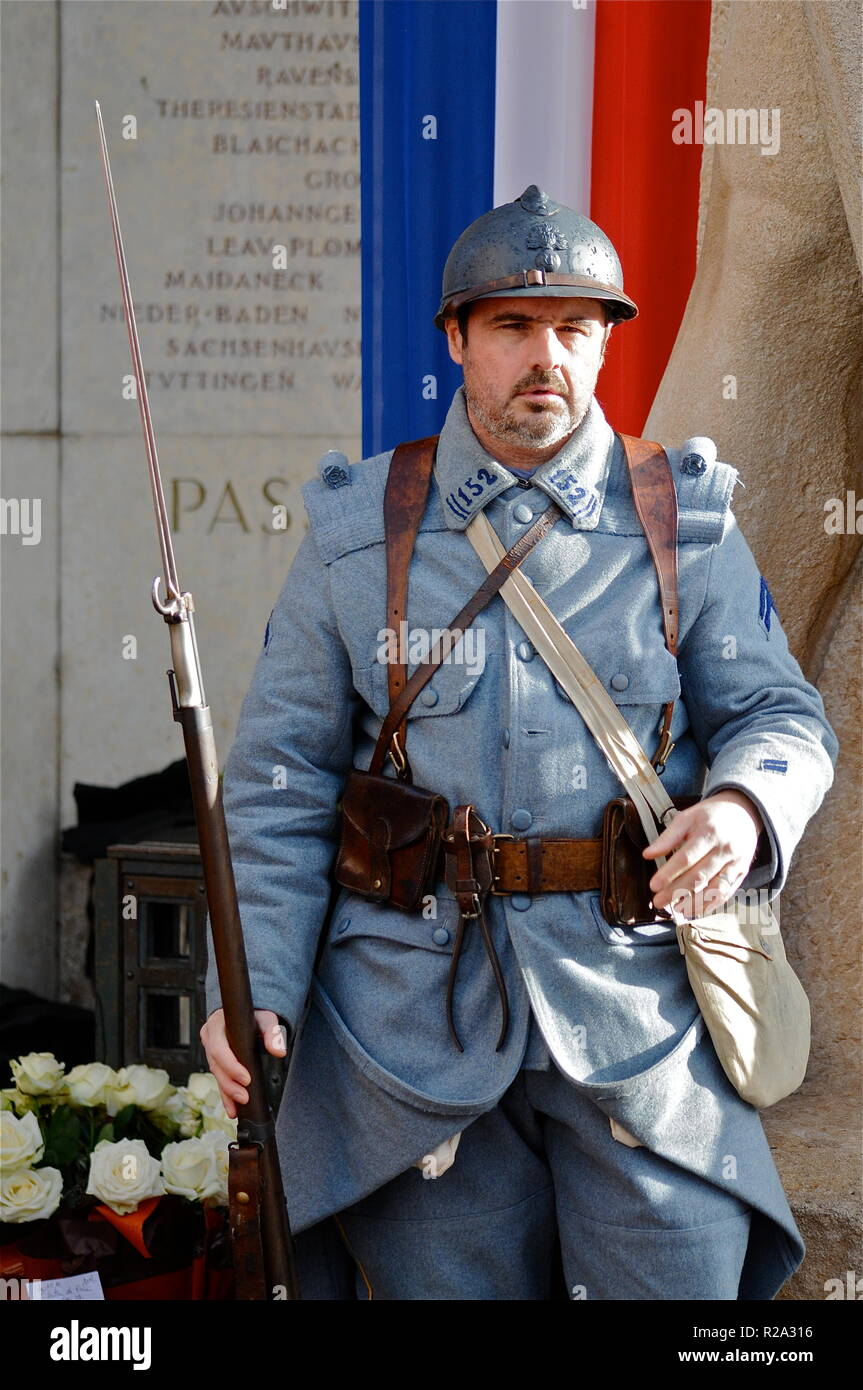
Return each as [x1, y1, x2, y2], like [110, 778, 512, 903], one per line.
[202, 186, 838, 1301]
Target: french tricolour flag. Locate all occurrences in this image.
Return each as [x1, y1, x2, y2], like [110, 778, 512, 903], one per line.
[360, 0, 710, 457]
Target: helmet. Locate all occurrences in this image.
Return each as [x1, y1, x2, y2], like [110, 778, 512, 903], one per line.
[434, 185, 638, 331]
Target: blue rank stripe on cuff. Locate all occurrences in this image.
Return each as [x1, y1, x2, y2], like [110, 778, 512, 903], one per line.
[759, 758, 788, 774]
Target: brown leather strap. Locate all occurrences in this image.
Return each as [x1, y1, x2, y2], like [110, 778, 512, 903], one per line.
[616, 433, 680, 771]
[442, 805, 508, 1051]
[384, 437, 440, 777]
[491, 836, 603, 893]
[370, 489, 564, 776]
[228, 1143, 268, 1300]
[526, 836, 543, 891]
[445, 269, 638, 320]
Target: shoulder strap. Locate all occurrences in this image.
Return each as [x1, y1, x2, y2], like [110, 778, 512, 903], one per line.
[616, 433, 679, 771]
[383, 436, 439, 775]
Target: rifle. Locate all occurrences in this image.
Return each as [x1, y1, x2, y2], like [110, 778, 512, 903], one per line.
[94, 101, 299, 1301]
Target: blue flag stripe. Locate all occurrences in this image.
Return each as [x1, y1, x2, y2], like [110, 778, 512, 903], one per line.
[359, 0, 497, 458]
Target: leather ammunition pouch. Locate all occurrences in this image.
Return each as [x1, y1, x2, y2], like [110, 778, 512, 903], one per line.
[334, 768, 448, 913]
[600, 793, 702, 926]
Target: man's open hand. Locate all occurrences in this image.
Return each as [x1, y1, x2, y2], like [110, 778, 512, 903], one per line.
[200, 1008, 287, 1119]
[642, 789, 763, 917]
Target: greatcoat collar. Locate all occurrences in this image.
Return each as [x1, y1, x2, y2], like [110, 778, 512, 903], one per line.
[433, 385, 616, 532]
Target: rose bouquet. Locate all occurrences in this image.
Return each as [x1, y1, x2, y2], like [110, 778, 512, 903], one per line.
[0, 1053, 235, 1222]
[0, 1054, 236, 1298]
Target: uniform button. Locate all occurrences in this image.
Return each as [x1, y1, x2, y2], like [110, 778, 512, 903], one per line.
[510, 894, 532, 911]
[502, 727, 511, 748]
[420, 686, 439, 706]
[432, 927, 450, 946]
[516, 641, 534, 661]
[555, 679, 572, 703]
[336, 917, 351, 935]
[610, 673, 630, 692]
[511, 808, 533, 831]
[514, 503, 533, 524]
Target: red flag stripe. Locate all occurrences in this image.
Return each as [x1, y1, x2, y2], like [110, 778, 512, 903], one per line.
[591, 0, 712, 435]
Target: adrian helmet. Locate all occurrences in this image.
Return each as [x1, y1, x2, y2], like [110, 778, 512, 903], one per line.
[434, 185, 638, 331]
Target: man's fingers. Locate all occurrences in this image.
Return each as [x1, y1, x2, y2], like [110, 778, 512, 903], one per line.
[653, 848, 739, 913]
[700, 864, 746, 912]
[642, 806, 698, 858]
[648, 831, 717, 895]
[258, 1015, 288, 1057]
[200, 1010, 287, 1118]
[207, 1041, 250, 1087]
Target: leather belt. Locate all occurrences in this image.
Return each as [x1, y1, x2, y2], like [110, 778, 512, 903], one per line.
[439, 833, 603, 896]
[488, 834, 603, 895]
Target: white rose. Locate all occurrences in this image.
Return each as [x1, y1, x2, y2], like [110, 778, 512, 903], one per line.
[65, 1063, 118, 1109]
[153, 1088, 200, 1139]
[0, 1110, 45, 1173]
[106, 1066, 174, 1115]
[85, 1138, 165, 1215]
[200, 1130, 230, 1205]
[0, 1165, 63, 1222]
[185, 1072, 222, 1111]
[184, 1071, 236, 1136]
[0, 1088, 37, 1116]
[10, 1052, 66, 1097]
[200, 1107, 238, 1139]
[160, 1137, 222, 1202]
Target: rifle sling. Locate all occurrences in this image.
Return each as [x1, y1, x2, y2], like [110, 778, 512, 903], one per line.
[228, 1143, 268, 1301]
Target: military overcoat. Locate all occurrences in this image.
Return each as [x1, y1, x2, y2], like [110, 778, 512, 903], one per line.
[206, 385, 838, 1299]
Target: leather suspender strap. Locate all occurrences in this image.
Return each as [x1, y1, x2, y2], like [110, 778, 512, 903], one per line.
[370, 493, 564, 776]
[616, 433, 680, 772]
[383, 436, 440, 776]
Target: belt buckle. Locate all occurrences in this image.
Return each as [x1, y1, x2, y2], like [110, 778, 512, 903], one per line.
[490, 833, 514, 895]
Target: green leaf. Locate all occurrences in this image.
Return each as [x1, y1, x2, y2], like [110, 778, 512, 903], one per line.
[43, 1135, 81, 1166]
[48, 1106, 81, 1139]
[97, 1122, 114, 1143]
[41, 1105, 85, 1168]
[112, 1104, 137, 1137]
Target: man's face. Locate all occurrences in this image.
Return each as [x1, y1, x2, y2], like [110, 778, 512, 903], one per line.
[444, 296, 610, 452]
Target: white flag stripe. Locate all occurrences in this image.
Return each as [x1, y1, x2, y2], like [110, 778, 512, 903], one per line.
[494, 0, 596, 213]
